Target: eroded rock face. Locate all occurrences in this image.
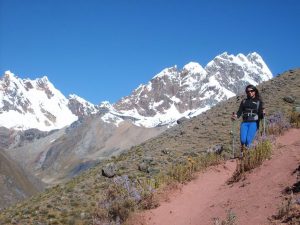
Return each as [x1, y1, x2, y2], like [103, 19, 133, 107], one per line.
[68, 95, 99, 118]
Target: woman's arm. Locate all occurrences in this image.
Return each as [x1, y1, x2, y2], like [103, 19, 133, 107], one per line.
[236, 100, 244, 118]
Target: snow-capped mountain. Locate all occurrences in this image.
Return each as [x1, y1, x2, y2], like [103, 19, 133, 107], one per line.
[113, 52, 272, 127]
[0, 52, 272, 131]
[0, 71, 96, 131]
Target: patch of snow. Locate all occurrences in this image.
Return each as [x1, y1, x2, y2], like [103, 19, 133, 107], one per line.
[101, 112, 123, 126]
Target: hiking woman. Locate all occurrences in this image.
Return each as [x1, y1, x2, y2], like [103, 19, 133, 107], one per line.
[231, 84, 265, 151]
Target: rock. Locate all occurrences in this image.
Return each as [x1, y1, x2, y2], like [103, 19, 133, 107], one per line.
[138, 163, 148, 172]
[207, 144, 223, 154]
[143, 157, 154, 164]
[102, 163, 117, 178]
[147, 167, 160, 175]
[183, 152, 199, 157]
[161, 149, 170, 154]
[177, 117, 188, 124]
[283, 96, 295, 103]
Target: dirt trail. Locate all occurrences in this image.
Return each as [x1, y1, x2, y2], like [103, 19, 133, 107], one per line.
[130, 129, 300, 225]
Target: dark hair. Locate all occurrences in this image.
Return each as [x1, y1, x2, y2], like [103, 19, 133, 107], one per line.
[245, 84, 260, 100]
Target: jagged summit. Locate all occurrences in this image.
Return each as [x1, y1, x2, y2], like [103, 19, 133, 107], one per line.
[153, 65, 179, 79]
[0, 72, 77, 131]
[113, 52, 272, 127]
[182, 62, 206, 75]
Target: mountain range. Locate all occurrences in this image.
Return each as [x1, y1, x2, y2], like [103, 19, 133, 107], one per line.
[0, 52, 272, 131]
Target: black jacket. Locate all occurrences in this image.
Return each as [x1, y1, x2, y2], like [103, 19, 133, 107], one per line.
[237, 97, 264, 122]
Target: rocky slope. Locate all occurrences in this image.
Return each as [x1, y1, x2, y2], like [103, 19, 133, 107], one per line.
[5, 114, 166, 185]
[0, 148, 44, 210]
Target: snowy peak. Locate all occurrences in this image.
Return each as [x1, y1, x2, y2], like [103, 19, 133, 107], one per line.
[182, 62, 206, 75]
[246, 52, 272, 79]
[0, 71, 110, 131]
[113, 52, 273, 127]
[205, 52, 272, 94]
[206, 52, 272, 81]
[0, 71, 79, 131]
[2, 71, 25, 92]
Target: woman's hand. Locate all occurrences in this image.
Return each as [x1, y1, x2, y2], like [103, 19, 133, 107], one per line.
[231, 112, 237, 120]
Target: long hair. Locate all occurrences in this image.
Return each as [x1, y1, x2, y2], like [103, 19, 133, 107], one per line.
[245, 84, 260, 100]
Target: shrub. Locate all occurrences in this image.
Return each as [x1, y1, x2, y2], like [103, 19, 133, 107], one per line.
[168, 153, 221, 183]
[92, 152, 222, 224]
[290, 110, 300, 128]
[272, 195, 295, 221]
[228, 139, 272, 183]
[213, 210, 237, 225]
[266, 111, 290, 135]
[93, 176, 141, 224]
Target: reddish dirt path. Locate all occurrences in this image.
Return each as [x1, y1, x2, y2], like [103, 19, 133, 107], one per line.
[130, 129, 300, 225]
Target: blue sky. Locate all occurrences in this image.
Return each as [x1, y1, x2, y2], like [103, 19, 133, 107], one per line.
[0, 0, 299, 104]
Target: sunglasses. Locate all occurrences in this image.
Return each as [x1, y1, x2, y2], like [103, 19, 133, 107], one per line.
[246, 90, 255, 93]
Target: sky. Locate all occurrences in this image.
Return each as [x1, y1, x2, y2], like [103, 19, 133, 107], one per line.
[0, 0, 299, 105]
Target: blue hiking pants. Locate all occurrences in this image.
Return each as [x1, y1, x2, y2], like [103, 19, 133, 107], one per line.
[240, 121, 258, 147]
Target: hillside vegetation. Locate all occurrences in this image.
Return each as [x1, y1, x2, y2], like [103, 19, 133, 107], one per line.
[0, 68, 299, 225]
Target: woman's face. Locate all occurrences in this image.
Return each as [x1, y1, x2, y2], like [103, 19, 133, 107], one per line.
[246, 88, 256, 98]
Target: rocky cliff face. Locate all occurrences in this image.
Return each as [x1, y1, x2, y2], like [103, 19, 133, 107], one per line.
[67, 94, 99, 118]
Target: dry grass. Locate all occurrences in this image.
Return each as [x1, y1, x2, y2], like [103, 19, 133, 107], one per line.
[227, 139, 272, 184]
[168, 153, 222, 183]
[213, 210, 237, 225]
[290, 110, 300, 128]
[271, 194, 300, 225]
[270, 163, 300, 225]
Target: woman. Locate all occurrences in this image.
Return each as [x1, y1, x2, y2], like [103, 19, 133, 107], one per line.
[232, 84, 265, 151]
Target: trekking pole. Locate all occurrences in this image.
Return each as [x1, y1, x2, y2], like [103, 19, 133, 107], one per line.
[231, 112, 236, 158]
[263, 112, 266, 136]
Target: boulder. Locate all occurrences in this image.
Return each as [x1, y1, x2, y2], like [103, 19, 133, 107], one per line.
[102, 162, 117, 178]
[283, 96, 295, 103]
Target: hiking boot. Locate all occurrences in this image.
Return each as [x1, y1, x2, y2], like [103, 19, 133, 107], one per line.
[240, 145, 246, 159]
